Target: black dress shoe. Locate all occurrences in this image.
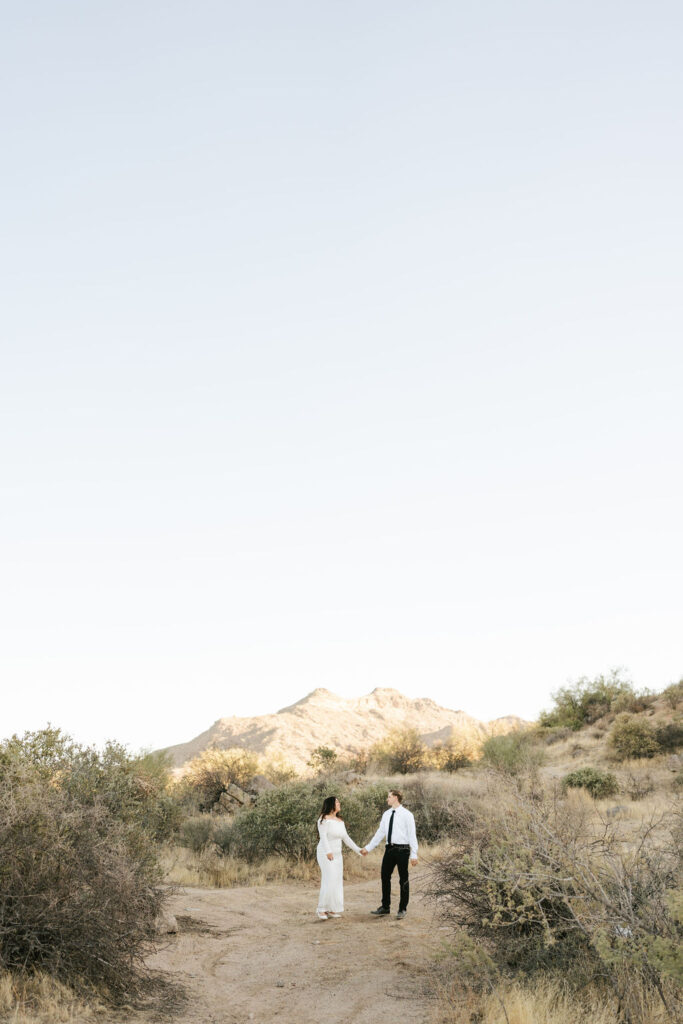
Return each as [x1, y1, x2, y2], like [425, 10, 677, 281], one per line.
[371, 906, 390, 915]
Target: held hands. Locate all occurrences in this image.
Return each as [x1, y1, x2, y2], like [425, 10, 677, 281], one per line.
[327, 853, 334, 861]
[360, 848, 368, 856]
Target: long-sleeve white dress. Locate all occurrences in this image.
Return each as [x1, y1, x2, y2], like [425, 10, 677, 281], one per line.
[316, 817, 362, 914]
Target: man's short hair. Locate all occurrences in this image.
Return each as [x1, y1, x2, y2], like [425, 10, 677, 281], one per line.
[389, 789, 403, 803]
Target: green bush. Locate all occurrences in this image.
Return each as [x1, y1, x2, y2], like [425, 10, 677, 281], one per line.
[481, 731, 544, 776]
[0, 727, 180, 841]
[0, 728, 167, 998]
[180, 815, 216, 853]
[307, 745, 339, 774]
[213, 775, 464, 859]
[227, 778, 388, 862]
[561, 767, 619, 799]
[538, 670, 640, 730]
[608, 715, 661, 760]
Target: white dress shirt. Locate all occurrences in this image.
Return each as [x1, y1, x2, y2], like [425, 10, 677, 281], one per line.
[365, 805, 418, 859]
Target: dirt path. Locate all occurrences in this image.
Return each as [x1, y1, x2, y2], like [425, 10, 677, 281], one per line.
[117, 874, 441, 1024]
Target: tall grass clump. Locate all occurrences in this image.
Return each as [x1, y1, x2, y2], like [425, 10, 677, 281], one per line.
[0, 728, 170, 1000]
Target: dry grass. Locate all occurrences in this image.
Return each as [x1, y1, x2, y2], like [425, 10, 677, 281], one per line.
[161, 840, 450, 888]
[160, 842, 377, 888]
[0, 971, 102, 1023]
[431, 975, 672, 1024]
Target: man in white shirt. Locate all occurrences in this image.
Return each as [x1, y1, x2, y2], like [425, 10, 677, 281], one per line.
[361, 789, 418, 920]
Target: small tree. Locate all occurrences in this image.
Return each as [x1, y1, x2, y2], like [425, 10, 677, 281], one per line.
[180, 747, 259, 810]
[431, 735, 475, 772]
[307, 746, 339, 775]
[370, 728, 427, 774]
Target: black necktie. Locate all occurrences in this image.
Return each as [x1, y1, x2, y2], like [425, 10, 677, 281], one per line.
[387, 809, 396, 845]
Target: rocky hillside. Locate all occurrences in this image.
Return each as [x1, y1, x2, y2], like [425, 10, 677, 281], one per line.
[162, 687, 526, 769]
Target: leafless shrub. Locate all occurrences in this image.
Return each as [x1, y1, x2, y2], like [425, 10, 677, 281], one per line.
[0, 772, 167, 1000]
[424, 781, 682, 1023]
[625, 769, 656, 801]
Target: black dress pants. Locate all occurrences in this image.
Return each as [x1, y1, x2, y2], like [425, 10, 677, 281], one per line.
[381, 845, 410, 911]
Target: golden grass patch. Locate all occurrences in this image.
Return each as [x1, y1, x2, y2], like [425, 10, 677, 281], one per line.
[0, 971, 102, 1023]
[432, 977, 672, 1024]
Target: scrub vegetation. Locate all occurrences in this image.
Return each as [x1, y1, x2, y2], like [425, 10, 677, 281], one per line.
[1, 672, 681, 1022]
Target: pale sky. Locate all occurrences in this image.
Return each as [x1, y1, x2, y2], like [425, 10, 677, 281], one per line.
[2, 1, 682, 753]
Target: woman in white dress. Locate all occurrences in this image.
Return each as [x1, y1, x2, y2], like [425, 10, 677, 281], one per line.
[316, 796, 362, 920]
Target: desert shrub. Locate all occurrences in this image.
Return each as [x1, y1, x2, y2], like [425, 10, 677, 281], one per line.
[661, 680, 683, 710]
[307, 745, 339, 774]
[539, 670, 640, 730]
[608, 715, 661, 761]
[623, 769, 655, 801]
[180, 815, 216, 853]
[655, 720, 683, 752]
[227, 778, 388, 862]
[211, 819, 236, 855]
[562, 767, 619, 799]
[370, 728, 427, 774]
[260, 755, 298, 784]
[0, 732, 167, 999]
[535, 726, 573, 745]
[481, 731, 544, 776]
[397, 776, 466, 842]
[342, 747, 370, 773]
[430, 736, 476, 772]
[178, 747, 260, 811]
[0, 727, 180, 842]
[673, 772, 683, 792]
[424, 783, 683, 1021]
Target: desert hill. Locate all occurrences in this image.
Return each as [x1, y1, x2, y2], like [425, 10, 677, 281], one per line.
[162, 687, 526, 768]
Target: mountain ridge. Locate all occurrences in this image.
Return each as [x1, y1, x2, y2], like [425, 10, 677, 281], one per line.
[162, 688, 527, 769]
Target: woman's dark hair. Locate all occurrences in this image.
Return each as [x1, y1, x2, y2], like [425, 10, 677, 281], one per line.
[319, 796, 343, 822]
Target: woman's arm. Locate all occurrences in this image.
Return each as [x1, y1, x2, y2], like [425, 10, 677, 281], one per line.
[341, 824, 362, 855]
[317, 819, 333, 856]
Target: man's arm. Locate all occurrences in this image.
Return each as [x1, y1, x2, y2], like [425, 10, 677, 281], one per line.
[363, 810, 388, 853]
[407, 809, 418, 861]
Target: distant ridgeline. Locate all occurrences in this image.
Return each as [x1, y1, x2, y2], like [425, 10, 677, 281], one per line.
[160, 687, 527, 769]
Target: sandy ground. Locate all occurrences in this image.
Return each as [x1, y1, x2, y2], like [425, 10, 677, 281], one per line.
[114, 872, 441, 1024]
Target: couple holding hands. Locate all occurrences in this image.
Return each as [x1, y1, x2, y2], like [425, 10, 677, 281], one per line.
[315, 789, 418, 921]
